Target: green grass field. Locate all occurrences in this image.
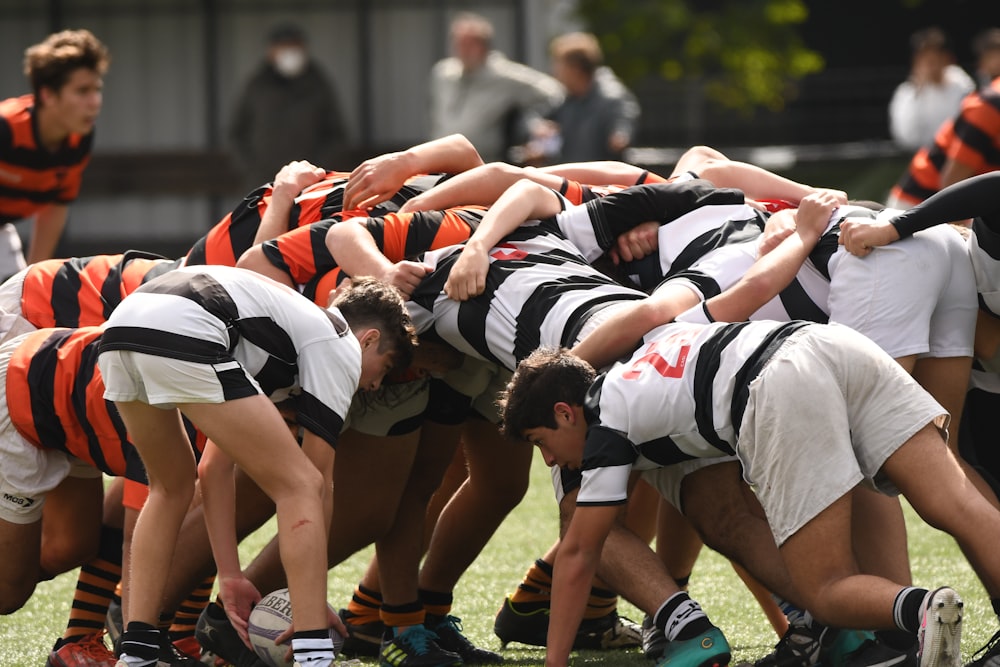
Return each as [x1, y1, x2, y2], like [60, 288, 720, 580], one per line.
[2, 454, 996, 667]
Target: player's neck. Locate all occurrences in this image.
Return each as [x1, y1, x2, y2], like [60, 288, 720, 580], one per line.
[35, 105, 71, 151]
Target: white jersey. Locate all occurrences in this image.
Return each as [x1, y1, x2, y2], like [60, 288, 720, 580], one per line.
[577, 319, 809, 506]
[100, 264, 360, 445]
[408, 218, 647, 372]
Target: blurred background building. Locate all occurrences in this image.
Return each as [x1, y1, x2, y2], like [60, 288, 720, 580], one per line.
[0, 0, 990, 258]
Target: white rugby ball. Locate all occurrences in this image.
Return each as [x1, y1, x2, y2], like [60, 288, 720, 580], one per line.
[247, 588, 344, 667]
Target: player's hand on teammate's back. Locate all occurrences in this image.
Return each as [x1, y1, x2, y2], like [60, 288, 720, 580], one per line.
[444, 245, 489, 300]
[344, 150, 413, 211]
[271, 160, 327, 199]
[839, 217, 900, 257]
[384, 260, 433, 298]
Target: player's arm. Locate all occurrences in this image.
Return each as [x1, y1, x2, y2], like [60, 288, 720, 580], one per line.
[26, 204, 68, 264]
[696, 158, 846, 205]
[344, 134, 485, 211]
[324, 219, 431, 297]
[299, 430, 335, 534]
[252, 161, 327, 246]
[537, 161, 651, 185]
[235, 243, 296, 289]
[570, 283, 701, 371]
[400, 161, 566, 213]
[700, 192, 836, 323]
[444, 180, 565, 301]
[840, 171, 1000, 255]
[198, 440, 259, 643]
[547, 504, 618, 667]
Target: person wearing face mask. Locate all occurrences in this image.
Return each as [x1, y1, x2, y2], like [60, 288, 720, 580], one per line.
[229, 23, 349, 190]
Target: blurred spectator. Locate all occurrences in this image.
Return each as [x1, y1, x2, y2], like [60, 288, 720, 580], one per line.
[0, 29, 109, 280]
[229, 23, 349, 189]
[888, 27, 975, 150]
[428, 12, 564, 162]
[521, 32, 640, 164]
[973, 28, 1000, 89]
[888, 76, 1000, 208]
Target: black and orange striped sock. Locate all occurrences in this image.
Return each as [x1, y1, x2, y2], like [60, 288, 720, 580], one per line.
[508, 559, 553, 611]
[62, 525, 123, 641]
[419, 589, 453, 619]
[381, 601, 425, 631]
[169, 575, 215, 641]
[345, 584, 383, 626]
[584, 586, 617, 621]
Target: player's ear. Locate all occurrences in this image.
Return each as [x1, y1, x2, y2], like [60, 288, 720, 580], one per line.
[553, 401, 574, 424]
[357, 328, 381, 350]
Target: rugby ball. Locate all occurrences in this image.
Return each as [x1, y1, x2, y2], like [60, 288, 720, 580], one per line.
[247, 588, 344, 667]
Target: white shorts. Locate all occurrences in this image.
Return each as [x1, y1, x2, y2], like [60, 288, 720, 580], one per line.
[827, 225, 976, 359]
[738, 323, 947, 545]
[639, 457, 740, 512]
[0, 268, 35, 345]
[345, 378, 430, 437]
[0, 334, 101, 524]
[99, 350, 262, 408]
[437, 355, 512, 425]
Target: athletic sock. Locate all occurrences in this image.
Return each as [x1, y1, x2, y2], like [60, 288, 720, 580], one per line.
[674, 574, 691, 590]
[62, 525, 123, 641]
[584, 585, 617, 620]
[419, 589, 453, 619]
[169, 575, 215, 641]
[893, 586, 928, 635]
[508, 558, 554, 610]
[292, 628, 335, 667]
[772, 594, 815, 629]
[381, 601, 426, 632]
[346, 584, 383, 625]
[654, 591, 712, 642]
[118, 622, 160, 667]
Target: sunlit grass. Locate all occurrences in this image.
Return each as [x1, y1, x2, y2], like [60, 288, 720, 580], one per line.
[2, 455, 995, 666]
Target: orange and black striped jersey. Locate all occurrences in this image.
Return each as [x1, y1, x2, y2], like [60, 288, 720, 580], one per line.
[260, 206, 487, 307]
[0, 94, 93, 224]
[8, 327, 133, 477]
[558, 169, 668, 206]
[185, 170, 452, 266]
[6, 326, 205, 507]
[19, 251, 183, 328]
[891, 79, 1000, 206]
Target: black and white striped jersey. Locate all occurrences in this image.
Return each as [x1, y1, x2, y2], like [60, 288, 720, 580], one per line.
[99, 264, 360, 445]
[670, 206, 881, 325]
[577, 319, 809, 507]
[408, 218, 648, 372]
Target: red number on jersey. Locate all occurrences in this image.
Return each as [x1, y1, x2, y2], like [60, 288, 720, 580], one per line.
[622, 335, 692, 380]
[490, 243, 528, 261]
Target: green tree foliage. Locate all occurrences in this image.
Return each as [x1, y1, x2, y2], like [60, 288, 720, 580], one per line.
[577, 0, 824, 112]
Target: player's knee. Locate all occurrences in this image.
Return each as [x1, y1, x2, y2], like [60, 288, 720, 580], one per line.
[0, 578, 36, 614]
[39, 534, 99, 577]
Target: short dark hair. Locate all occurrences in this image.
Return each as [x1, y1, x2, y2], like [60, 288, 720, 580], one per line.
[330, 276, 418, 372]
[24, 29, 110, 96]
[497, 347, 595, 440]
